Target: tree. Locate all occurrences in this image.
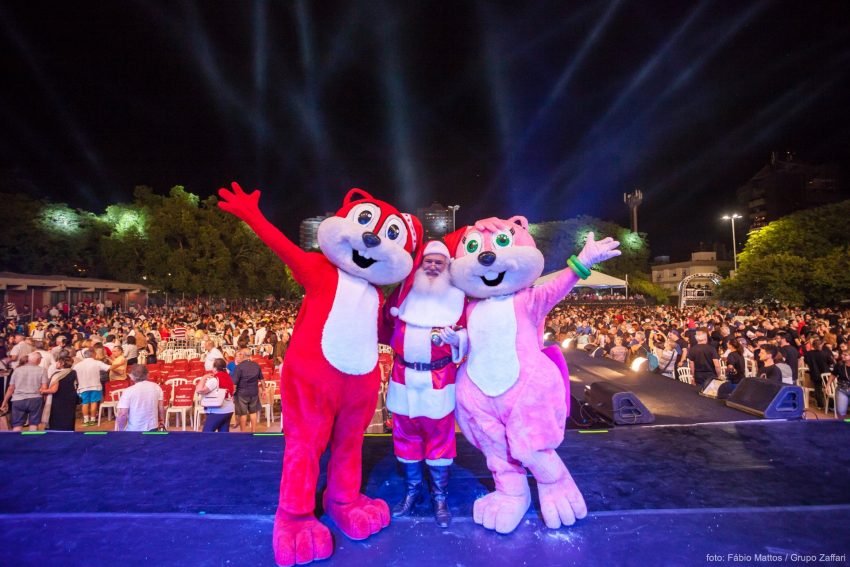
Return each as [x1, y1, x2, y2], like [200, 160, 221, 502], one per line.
[528, 216, 649, 277]
[718, 200, 850, 306]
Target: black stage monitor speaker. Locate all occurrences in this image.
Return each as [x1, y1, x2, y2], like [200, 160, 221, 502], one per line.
[583, 343, 605, 358]
[725, 378, 804, 419]
[586, 381, 654, 425]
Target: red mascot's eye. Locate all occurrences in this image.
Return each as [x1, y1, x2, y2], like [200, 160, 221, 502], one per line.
[387, 224, 400, 240]
[358, 211, 373, 225]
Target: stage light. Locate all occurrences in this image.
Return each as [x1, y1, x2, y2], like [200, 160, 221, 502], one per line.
[630, 357, 647, 372]
[544, 332, 552, 340]
[561, 338, 574, 349]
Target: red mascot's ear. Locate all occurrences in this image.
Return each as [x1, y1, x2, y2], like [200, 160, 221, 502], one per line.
[343, 188, 375, 205]
[443, 227, 468, 259]
[400, 213, 424, 257]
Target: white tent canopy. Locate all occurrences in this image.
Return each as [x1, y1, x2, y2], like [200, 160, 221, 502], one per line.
[534, 268, 627, 289]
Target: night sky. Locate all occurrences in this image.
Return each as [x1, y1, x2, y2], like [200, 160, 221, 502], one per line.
[2, 0, 849, 258]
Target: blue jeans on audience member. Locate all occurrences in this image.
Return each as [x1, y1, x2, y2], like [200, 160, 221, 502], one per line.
[204, 412, 233, 432]
[836, 388, 849, 418]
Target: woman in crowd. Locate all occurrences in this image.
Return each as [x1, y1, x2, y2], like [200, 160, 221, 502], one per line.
[145, 332, 158, 364]
[195, 358, 235, 432]
[657, 338, 679, 379]
[123, 335, 139, 366]
[40, 351, 78, 431]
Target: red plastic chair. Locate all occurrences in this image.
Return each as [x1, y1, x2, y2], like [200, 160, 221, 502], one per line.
[166, 384, 196, 431]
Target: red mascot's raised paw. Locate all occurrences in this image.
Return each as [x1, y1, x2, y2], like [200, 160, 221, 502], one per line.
[218, 182, 422, 565]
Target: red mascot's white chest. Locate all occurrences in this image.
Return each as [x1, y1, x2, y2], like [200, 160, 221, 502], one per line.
[321, 269, 380, 375]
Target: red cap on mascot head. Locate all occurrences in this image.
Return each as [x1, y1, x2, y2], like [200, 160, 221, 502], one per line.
[335, 188, 423, 257]
[442, 227, 468, 261]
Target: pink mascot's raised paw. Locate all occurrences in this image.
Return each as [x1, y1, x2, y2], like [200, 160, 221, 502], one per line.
[444, 215, 620, 534]
[218, 182, 422, 566]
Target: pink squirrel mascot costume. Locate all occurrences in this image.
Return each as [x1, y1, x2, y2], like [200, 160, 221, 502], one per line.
[218, 182, 423, 567]
[443, 216, 620, 534]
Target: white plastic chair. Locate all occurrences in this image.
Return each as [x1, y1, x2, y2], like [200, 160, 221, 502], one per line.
[677, 366, 694, 385]
[97, 387, 126, 425]
[822, 373, 837, 417]
[165, 378, 188, 387]
[797, 368, 815, 410]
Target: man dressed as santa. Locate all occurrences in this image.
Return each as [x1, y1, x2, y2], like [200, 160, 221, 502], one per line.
[381, 240, 468, 528]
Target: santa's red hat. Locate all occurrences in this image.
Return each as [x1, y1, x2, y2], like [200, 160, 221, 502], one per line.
[388, 239, 451, 316]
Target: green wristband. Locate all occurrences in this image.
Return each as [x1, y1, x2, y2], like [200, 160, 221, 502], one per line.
[568, 255, 591, 279]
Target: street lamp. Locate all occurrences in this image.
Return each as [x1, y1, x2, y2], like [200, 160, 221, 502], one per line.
[721, 214, 742, 272]
[447, 205, 460, 232]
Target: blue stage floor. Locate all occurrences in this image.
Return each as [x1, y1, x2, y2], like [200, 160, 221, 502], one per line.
[1, 420, 849, 566]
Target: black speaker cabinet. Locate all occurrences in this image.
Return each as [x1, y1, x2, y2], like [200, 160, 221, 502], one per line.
[725, 377, 804, 419]
[586, 381, 654, 425]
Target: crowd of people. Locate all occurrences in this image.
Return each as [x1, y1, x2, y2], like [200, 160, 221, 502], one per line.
[544, 302, 850, 415]
[0, 298, 298, 432]
[1, 297, 848, 432]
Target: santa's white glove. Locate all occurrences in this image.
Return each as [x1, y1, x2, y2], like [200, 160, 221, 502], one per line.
[577, 231, 621, 267]
[439, 327, 460, 347]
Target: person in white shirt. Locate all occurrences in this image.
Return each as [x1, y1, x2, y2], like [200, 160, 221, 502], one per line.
[73, 349, 112, 425]
[116, 365, 165, 432]
[254, 323, 267, 346]
[203, 341, 225, 372]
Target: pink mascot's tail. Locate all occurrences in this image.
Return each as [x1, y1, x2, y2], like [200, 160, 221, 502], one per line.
[542, 345, 570, 418]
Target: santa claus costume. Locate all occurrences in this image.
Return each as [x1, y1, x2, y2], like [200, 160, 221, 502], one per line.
[381, 240, 468, 527]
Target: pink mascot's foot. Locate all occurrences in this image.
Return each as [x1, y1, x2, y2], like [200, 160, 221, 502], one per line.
[537, 474, 588, 529]
[273, 509, 334, 567]
[472, 481, 531, 534]
[323, 492, 390, 540]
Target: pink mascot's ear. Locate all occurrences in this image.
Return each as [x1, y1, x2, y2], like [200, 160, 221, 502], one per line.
[443, 227, 468, 259]
[343, 188, 375, 205]
[507, 215, 529, 230]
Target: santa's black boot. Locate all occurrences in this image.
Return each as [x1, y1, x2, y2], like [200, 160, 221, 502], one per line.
[392, 461, 424, 517]
[428, 464, 451, 528]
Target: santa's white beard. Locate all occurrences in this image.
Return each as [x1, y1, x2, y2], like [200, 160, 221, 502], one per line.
[399, 267, 465, 327]
[411, 267, 452, 298]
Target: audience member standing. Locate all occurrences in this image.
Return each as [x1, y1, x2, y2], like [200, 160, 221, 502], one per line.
[687, 329, 722, 387]
[232, 348, 263, 432]
[1, 352, 48, 431]
[196, 358, 235, 432]
[74, 349, 112, 426]
[40, 351, 78, 431]
[116, 365, 165, 432]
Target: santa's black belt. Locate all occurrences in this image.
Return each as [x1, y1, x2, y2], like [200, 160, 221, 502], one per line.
[396, 355, 453, 372]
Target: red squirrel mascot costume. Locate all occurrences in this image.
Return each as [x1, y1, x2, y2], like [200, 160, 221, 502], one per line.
[218, 182, 423, 567]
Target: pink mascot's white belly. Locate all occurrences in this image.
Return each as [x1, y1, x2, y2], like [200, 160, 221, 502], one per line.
[321, 269, 379, 375]
[467, 294, 520, 396]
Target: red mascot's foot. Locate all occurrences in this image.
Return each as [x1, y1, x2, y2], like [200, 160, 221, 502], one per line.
[273, 509, 333, 567]
[322, 492, 390, 540]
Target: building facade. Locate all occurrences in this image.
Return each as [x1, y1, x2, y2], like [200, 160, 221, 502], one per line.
[737, 152, 843, 231]
[416, 203, 452, 241]
[299, 215, 329, 251]
[651, 252, 731, 304]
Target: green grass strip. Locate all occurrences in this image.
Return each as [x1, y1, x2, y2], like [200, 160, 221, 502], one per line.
[84, 431, 108, 435]
[21, 431, 46, 435]
[254, 433, 284, 436]
[364, 433, 392, 437]
[142, 431, 169, 435]
[577, 429, 609, 434]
